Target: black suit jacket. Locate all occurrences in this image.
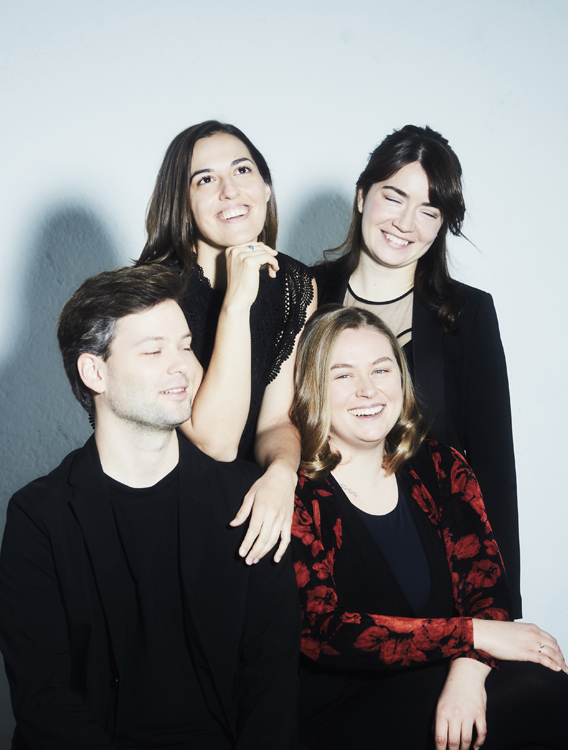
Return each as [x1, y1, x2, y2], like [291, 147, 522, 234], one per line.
[0, 435, 300, 749]
[316, 272, 521, 617]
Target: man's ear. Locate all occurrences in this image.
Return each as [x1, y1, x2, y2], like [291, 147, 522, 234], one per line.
[77, 353, 106, 395]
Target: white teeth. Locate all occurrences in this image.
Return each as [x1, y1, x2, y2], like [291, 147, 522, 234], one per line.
[163, 388, 184, 394]
[219, 206, 248, 220]
[383, 232, 409, 247]
[348, 406, 384, 417]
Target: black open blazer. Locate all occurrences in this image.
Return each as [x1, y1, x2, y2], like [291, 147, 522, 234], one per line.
[316, 273, 521, 618]
[0, 435, 300, 749]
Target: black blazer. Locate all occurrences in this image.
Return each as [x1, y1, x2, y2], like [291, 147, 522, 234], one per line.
[316, 273, 521, 618]
[0, 435, 300, 750]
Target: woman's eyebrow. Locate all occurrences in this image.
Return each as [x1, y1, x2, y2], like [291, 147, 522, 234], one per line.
[330, 362, 354, 371]
[330, 356, 393, 371]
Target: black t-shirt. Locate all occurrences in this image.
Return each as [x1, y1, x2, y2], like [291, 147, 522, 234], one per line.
[108, 468, 231, 749]
[354, 479, 431, 614]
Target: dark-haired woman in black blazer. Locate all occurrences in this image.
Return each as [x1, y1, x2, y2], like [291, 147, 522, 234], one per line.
[314, 125, 521, 617]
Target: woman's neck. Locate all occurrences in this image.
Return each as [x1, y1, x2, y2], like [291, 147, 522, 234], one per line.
[196, 242, 227, 290]
[332, 447, 398, 515]
[333, 444, 384, 483]
[350, 253, 416, 301]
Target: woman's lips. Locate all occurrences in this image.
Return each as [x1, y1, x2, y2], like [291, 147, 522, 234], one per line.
[348, 405, 385, 417]
[382, 230, 410, 247]
[217, 205, 250, 221]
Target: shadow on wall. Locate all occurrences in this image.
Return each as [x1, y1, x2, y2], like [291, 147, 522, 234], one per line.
[0, 204, 122, 510]
[279, 190, 353, 267]
[0, 204, 121, 741]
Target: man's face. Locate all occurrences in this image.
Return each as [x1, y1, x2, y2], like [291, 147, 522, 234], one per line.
[98, 300, 199, 432]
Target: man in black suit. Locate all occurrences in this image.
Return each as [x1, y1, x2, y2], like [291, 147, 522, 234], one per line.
[0, 265, 300, 750]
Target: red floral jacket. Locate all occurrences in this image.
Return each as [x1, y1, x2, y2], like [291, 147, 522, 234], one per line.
[292, 441, 511, 671]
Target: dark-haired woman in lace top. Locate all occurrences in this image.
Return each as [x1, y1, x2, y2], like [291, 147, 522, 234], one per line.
[138, 121, 316, 564]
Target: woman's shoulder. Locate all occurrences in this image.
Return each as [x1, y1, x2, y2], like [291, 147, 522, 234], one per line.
[310, 260, 348, 305]
[277, 252, 314, 284]
[453, 281, 495, 310]
[296, 470, 336, 502]
[405, 440, 469, 485]
[451, 282, 503, 341]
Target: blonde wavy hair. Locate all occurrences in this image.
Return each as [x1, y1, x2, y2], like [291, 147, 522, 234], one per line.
[291, 305, 428, 480]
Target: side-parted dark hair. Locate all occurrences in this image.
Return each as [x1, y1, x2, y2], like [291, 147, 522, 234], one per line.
[321, 125, 466, 331]
[138, 120, 278, 275]
[291, 305, 428, 480]
[57, 265, 184, 413]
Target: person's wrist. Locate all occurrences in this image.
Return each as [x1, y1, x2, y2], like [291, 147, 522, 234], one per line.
[449, 656, 491, 682]
[265, 459, 298, 489]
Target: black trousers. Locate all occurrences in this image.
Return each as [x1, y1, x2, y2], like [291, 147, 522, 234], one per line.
[299, 658, 568, 749]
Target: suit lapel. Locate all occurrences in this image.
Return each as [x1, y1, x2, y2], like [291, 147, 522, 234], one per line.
[412, 297, 447, 443]
[67, 437, 128, 674]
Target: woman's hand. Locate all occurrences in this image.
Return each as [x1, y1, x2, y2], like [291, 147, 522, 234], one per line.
[224, 243, 279, 312]
[473, 619, 568, 673]
[230, 460, 297, 565]
[435, 658, 490, 750]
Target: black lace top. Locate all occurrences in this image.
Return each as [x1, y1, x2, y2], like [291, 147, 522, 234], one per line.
[177, 252, 314, 460]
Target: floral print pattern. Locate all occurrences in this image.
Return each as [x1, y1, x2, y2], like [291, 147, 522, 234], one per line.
[292, 442, 510, 672]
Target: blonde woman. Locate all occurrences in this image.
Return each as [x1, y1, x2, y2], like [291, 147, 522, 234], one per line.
[291, 305, 567, 750]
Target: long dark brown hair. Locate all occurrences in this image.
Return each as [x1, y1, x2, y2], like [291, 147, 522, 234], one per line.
[138, 120, 278, 276]
[320, 125, 466, 332]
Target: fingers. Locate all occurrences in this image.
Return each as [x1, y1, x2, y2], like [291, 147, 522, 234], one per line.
[232, 466, 294, 564]
[243, 523, 281, 566]
[237, 505, 290, 565]
[224, 244, 279, 307]
[239, 506, 283, 565]
[229, 493, 254, 528]
[535, 636, 567, 673]
[434, 719, 468, 750]
[273, 526, 291, 564]
[227, 243, 279, 274]
[233, 489, 287, 564]
[435, 721, 479, 750]
[522, 624, 567, 672]
[246, 243, 279, 278]
[473, 714, 487, 749]
[434, 717, 449, 750]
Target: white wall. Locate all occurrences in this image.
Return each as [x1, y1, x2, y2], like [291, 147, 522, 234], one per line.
[1, 0, 567, 740]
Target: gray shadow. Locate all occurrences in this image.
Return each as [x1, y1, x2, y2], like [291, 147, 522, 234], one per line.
[279, 190, 353, 268]
[0, 204, 121, 743]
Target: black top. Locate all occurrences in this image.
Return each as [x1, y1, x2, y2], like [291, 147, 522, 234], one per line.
[353, 478, 430, 613]
[0, 435, 301, 749]
[109, 469, 229, 748]
[177, 254, 314, 459]
[314, 268, 522, 618]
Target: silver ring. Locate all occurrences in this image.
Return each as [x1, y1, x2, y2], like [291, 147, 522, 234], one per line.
[539, 643, 545, 649]
[248, 244, 255, 252]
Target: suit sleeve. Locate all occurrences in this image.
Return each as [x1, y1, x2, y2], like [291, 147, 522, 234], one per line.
[236, 548, 301, 750]
[292, 460, 509, 672]
[461, 292, 521, 617]
[0, 496, 116, 750]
